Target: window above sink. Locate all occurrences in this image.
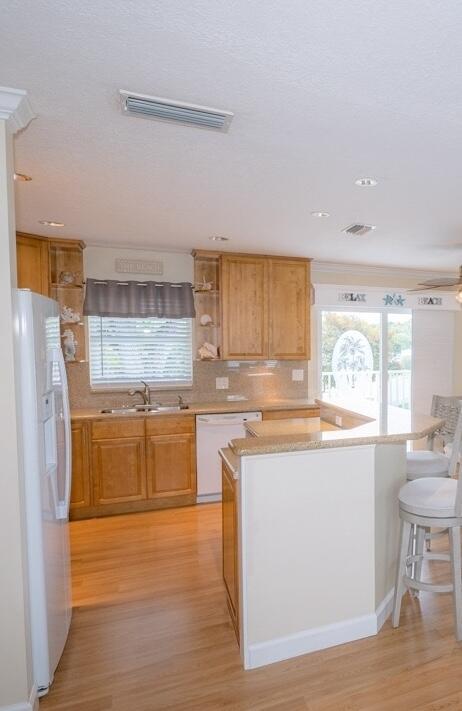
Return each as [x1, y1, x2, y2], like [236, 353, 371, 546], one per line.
[88, 315, 193, 389]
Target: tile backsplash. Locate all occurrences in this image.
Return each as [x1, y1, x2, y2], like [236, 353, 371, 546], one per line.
[67, 360, 309, 409]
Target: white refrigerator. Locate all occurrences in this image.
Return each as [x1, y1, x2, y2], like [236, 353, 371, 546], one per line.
[14, 289, 72, 697]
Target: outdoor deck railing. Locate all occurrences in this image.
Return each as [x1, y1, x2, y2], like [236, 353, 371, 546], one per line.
[321, 369, 411, 409]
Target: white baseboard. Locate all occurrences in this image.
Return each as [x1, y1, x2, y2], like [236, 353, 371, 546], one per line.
[196, 493, 222, 504]
[375, 588, 395, 632]
[245, 589, 395, 670]
[1, 685, 38, 711]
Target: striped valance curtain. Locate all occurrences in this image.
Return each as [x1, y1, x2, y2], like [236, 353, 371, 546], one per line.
[83, 279, 196, 319]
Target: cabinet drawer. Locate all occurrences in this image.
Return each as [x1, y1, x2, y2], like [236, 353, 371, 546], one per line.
[91, 418, 145, 440]
[145, 415, 195, 436]
[262, 408, 320, 421]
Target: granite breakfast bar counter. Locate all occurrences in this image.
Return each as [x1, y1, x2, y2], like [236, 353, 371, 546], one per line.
[219, 400, 443, 670]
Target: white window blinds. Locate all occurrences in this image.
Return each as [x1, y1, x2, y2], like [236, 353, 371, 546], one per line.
[88, 316, 193, 387]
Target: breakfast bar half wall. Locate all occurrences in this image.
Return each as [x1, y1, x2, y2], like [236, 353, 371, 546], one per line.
[219, 401, 443, 670]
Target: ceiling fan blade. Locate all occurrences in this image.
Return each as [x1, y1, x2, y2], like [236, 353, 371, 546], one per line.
[407, 285, 444, 293]
[417, 278, 461, 287]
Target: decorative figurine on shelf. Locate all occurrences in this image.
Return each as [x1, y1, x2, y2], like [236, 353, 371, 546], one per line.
[60, 306, 81, 324]
[194, 277, 213, 292]
[198, 341, 218, 360]
[62, 329, 77, 361]
[59, 271, 76, 285]
[200, 313, 213, 326]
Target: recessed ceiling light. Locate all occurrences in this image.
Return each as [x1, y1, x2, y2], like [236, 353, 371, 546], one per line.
[355, 177, 378, 187]
[38, 220, 65, 227]
[310, 211, 330, 218]
[14, 172, 32, 182]
[209, 235, 229, 242]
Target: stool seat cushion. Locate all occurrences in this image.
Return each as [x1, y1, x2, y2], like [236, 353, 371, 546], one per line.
[406, 450, 449, 480]
[399, 477, 458, 518]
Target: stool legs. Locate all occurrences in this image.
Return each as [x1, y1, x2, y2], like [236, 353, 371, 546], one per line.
[392, 519, 412, 628]
[415, 526, 425, 588]
[449, 526, 462, 641]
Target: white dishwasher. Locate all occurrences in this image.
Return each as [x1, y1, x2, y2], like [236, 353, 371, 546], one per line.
[196, 411, 262, 502]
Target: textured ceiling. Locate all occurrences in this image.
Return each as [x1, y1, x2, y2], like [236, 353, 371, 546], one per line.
[2, 0, 462, 270]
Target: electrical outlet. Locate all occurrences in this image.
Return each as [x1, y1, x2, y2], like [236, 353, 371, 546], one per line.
[216, 377, 229, 390]
[335, 415, 343, 427]
[292, 369, 304, 382]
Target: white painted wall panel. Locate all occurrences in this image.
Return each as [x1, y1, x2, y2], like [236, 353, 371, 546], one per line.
[412, 310, 456, 415]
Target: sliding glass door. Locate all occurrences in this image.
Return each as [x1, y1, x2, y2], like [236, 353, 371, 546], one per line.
[320, 309, 412, 410]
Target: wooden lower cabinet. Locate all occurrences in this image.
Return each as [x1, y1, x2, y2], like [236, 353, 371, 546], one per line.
[147, 433, 196, 499]
[222, 460, 239, 643]
[70, 415, 197, 519]
[92, 437, 146, 505]
[70, 422, 91, 511]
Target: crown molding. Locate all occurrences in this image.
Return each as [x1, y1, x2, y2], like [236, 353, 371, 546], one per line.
[0, 87, 35, 133]
[312, 259, 453, 281]
[84, 240, 191, 255]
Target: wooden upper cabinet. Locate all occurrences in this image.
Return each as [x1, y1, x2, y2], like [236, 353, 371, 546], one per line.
[16, 233, 50, 296]
[220, 255, 268, 359]
[217, 252, 311, 361]
[268, 259, 310, 360]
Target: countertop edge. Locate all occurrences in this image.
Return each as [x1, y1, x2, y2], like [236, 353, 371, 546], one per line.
[229, 420, 444, 456]
[71, 399, 320, 421]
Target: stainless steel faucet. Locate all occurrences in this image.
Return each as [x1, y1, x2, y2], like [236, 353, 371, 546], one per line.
[128, 380, 151, 405]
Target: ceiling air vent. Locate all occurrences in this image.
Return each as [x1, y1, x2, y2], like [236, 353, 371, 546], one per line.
[342, 223, 377, 236]
[119, 90, 233, 132]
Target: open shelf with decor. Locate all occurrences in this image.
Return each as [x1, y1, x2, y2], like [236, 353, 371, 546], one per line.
[49, 239, 86, 364]
[192, 250, 221, 360]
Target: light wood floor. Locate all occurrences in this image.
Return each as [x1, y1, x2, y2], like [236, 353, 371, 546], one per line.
[40, 504, 462, 711]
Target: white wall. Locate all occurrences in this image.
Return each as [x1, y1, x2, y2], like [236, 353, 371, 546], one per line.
[84, 245, 193, 282]
[412, 310, 456, 414]
[0, 117, 35, 708]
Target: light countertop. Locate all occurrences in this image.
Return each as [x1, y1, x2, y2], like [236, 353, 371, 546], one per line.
[230, 398, 444, 456]
[71, 398, 319, 421]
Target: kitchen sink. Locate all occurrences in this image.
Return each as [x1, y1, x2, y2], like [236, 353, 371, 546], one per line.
[151, 405, 189, 413]
[100, 404, 189, 415]
[100, 408, 139, 414]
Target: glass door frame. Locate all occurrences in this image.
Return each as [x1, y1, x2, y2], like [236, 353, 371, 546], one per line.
[316, 305, 413, 411]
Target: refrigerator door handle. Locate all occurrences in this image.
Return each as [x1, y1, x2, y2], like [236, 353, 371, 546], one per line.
[51, 347, 72, 520]
[46, 464, 61, 518]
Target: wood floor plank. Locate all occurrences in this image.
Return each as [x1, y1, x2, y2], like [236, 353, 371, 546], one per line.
[40, 504, 462, 710]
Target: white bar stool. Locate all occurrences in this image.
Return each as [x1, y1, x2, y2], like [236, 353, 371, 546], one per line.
[406, 395, 462, 482]
[392, 409, 462, 640]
